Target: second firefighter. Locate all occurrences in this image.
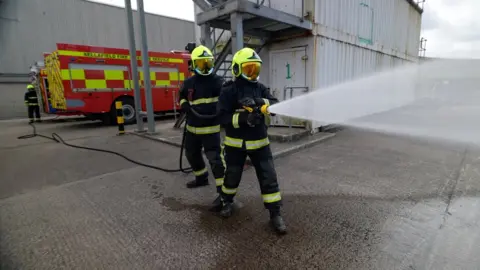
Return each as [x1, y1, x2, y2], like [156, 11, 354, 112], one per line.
[179, 45, 226, 205]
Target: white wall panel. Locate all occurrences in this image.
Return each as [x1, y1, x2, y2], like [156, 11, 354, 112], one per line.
[315, 0, 422, 58]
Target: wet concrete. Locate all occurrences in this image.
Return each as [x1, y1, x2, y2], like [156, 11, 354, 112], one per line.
[1, 120, 480, 269]
[134, 121, 336, 161]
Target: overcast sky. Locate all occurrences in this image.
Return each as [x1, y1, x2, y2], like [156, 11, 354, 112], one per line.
[91, 0, 478, 58]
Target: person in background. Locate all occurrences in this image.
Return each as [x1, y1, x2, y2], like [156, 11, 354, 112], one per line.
[24, 84, 41, 123]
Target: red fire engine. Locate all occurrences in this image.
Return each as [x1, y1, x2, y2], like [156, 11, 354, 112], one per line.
[45, 43, 191, 124]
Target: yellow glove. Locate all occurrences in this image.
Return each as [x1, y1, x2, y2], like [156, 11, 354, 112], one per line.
[260, 104, 270, 115]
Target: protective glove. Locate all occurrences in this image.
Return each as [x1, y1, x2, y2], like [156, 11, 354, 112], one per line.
[239, 97, 256, 108]
[247, 111, 264, 127]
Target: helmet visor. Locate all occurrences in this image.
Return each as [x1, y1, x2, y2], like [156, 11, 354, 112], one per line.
[194, 59, 214, 74]
[241, 62, 261, 81]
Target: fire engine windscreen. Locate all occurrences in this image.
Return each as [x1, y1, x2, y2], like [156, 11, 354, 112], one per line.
[268, 58, 480, 145]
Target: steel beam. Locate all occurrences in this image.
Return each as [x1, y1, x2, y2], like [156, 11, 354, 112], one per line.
[196, 0, 240, 25]
[209, 21, 270, 38]
[137, 0, 155, 133]
[243, 17, 278, 30]
[230, 12, 244, 53]
[124, 0, 144, 132]
[191, 0, 211, 11]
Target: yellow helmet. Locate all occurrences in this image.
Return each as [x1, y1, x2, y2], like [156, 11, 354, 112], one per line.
[231, 47, 262, 82]
[190, 45, 214, 76]
[27, 84, 35, 90]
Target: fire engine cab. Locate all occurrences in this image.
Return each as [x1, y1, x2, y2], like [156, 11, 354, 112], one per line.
[44, 43, 191, 124]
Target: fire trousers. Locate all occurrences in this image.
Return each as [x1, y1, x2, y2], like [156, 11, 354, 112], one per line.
[184, 131, 226, 192]
[27, 105, 41, 121]
[220, 144, 282, 210]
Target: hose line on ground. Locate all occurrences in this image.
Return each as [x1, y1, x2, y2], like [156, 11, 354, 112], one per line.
[17, 122, 193, 173]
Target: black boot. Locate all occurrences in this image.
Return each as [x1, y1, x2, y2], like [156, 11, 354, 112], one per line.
[208, 194, 223, 212]
[269, 209, 287, 235]
[186, 176, 209, 188]
[219, 201, 234, 218]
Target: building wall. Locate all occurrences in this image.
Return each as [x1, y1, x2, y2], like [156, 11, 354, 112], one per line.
[244, 0, 422, 60]
[315, 0, 422, 59]
[0, 83, 28, 120]
[0, 0, 195, 74]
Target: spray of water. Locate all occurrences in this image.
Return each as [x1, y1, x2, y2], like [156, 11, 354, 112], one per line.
[269, 58, 480, 145]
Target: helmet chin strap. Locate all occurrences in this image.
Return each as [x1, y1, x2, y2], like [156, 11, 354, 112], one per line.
[240, 74, 259, 82]
[195, 67, 213, 75]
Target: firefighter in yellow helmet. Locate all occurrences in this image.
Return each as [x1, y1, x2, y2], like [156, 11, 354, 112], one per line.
[24, 84, 41, 123]
[216, 47, 286, 234]
[178, 45, 226, 209]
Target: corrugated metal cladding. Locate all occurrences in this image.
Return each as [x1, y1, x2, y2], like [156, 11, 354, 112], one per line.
[315, 0, 422, 58]
[0, 0, 195, 74]
[314, 36, 408, 90]
[243, 0, 422, 59]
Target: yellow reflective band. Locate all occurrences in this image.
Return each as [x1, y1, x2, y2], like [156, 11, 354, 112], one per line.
[180, 99, 188, 106]
[215, 178, 224, 187]
[245, 137, 270, 150]
[220, 144, 226, 169]
[27, 103, 39, 106]
[235, 109, 246, 112]
[224, 136, 243, 148]
[232, 113, 240, 128]
[190, 97, 219, 105]
[57, 50, 184, 63]
[186, 125, 220, 135]
[262, 192, 282, 203]
[70, 69, 86, 80]
[263, 99, 270, 106]
[193, 168, 207, 176]
[28, 97, 38, 100]
[86, 80, 107, 89]
[104, 70, 124, 80]
[222, 186, 237, 195]
[115, 101, 123, 109]
[117, 116, 124, 124]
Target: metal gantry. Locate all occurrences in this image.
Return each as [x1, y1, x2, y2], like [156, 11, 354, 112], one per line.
[193, 0, 313, 80]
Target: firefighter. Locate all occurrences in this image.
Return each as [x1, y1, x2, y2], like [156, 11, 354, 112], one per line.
[178, 45, 226, 208]
[24, 84, 41, 123]
[216, 47, 287, 234]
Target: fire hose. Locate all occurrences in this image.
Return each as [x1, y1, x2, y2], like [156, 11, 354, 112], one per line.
[17, 108, 219, 174]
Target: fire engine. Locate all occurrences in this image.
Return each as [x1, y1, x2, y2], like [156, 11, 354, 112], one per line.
[44, 43, 191, 124]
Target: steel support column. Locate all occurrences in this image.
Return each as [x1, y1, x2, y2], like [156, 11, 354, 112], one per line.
[137, 0, 155, 133]
[200, 23, 213, 49]
[230, 12, 244, 53]
[124, 0, 144, 132]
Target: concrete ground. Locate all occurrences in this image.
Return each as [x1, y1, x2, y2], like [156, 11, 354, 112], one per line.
[1, 117, 480, 269]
